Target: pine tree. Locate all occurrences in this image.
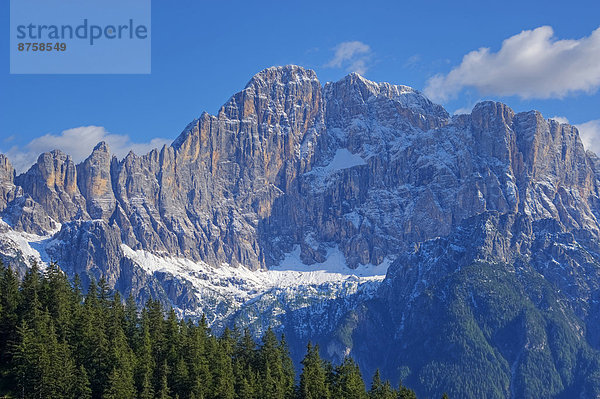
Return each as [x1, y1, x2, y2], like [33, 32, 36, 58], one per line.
[0, 263, 431, 399]
[12, 320, 39, 398]
[46, 321, 76, 397]
[98, 276, 111, 310]
[383, 381, 396, 399]
[368, 370, 396, 399]
[279, 334, 295, 399]
[82, 279, 111, 396]
[258, 327, 286, 399]
[233, 358, 256, 399]
[397, 381, 417, 399]
[103, 292, 136, 399]
[236, 376, 255, 399]
[73, 365, 92, 399]
[299, 343, 330, 399]
[211, 334, 235, 399]
[0, 265, 20, 371]
[18, 262, 43, 328]
[43, 262, 73, 341]
[139, 370, 155, 399]
[156, 360, 172, 399]
[188, 316, 211, 399]
[332, 357, 367, 399]
[236, 328, 256, 370]
[136, 316, 155, 399]
[124, 293, 139, 349]
[146, 298, 166, 393]
[172, 356, 190, 399]
[70, 275, 88, 375]
[72, 273, 84, 304]
[369, 369, 383, 398]
[164, 308, 181, 391]
[103, 367, 136, 399]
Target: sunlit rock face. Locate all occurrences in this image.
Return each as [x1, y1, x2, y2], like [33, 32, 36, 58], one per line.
[5, 66, 599, 275]
[15, 149, 88, 222]
[77, 141, 116, 220]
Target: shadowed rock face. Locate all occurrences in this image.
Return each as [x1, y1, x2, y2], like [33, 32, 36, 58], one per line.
[0, 154, 18, 212]
[343, 211, 600, 399]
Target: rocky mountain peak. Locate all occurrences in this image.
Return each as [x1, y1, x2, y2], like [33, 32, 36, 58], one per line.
[333, 72, 383, 100]
[324, 72, 449, 132]
[243, 65, 319, 89]
[0, 154, 17, 212]
[471, 101, 515, 131]
[92, 141, 110, 153]
[77, 141, 116, 220]
[14, 149, 87, 222]
[0, 154, 15, 184]
[30, 150, 78, 194]
[220, 65, 322, 130]
[3, 68, 599, 271]
[329, 71, 428, 105]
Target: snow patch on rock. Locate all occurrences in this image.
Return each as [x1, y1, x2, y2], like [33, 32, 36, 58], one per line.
[306, 148, 367, 177]
[0, 219, 59, 268]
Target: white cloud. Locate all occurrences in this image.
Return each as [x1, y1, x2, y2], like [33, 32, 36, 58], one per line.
[550, 116, 570, 124]
[576, 119, 600, 155]
[3, 135, 16, 144]
[326, 41, 372, 75]
[424, 26, 600, 102]
[453, 106, 474, 115]
[2, 126, 171, 173]
[404, 54, 421, 68]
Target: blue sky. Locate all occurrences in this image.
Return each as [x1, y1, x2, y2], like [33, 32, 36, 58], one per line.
[1, 0, 599, 172]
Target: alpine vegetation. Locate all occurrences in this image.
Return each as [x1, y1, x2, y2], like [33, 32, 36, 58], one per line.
[0, 262, 431, 398]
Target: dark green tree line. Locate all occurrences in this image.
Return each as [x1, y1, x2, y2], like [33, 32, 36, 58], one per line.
[0, 262, 441, 398]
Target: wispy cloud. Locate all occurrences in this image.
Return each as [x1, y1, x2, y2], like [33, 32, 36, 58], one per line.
[404, 54, 421, 69]
[453, 106, 474, 115]
[3, 135, 16, 144]
[2, 126, 171, 173]
[326, 41, 372, 75]
[424, 26, 600, 102]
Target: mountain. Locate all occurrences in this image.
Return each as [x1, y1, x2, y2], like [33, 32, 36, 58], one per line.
[2, 65, 600, 398]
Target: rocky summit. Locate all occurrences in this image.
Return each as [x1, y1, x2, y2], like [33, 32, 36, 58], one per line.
[2, 65, 600, 398]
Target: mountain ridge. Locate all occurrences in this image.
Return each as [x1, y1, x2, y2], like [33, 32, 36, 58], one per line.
[2, 65, 600, 398]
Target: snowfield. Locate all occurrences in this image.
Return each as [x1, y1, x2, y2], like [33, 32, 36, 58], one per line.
[122, 243, 390, 303]
[0, 216, 390, 327]
[0, 219, 59, 269]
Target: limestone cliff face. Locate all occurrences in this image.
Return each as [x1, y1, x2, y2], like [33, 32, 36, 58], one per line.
[15, 150, 88, 222]
[2, 64, 600, 285]
[0, 154, 17, 212]
[105, 65, 325, 269]
[0, 155, 55, 235]
[77, 142, 116, 220]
